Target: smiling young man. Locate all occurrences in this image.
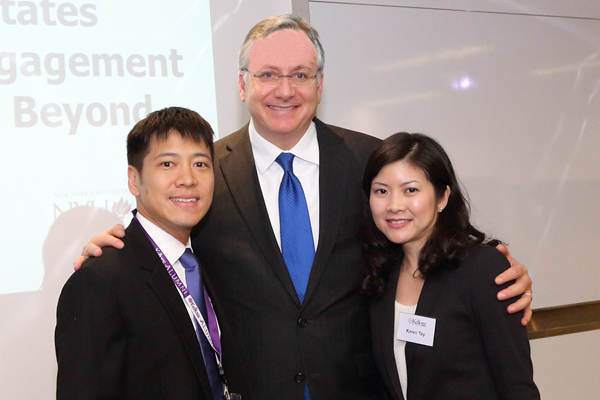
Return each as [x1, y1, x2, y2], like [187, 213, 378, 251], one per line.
[55, 107, 232, 400]
[75, 15, 534, 400]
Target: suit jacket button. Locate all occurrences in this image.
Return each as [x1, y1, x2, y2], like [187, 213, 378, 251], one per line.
[294, 372, 305, 383]
[297, 318, 308, 328]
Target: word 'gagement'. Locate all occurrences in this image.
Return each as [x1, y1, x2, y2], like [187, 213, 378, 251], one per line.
[0, 50, 184, 85]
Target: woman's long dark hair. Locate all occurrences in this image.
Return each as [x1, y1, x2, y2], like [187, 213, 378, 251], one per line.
[361, 133, 497, 300]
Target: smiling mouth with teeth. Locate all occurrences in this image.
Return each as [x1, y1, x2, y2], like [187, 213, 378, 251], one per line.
[269, 105, 297, 110]
[171, 198, 198, 202]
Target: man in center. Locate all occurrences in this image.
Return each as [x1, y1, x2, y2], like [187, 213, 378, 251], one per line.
[197, 17, 385, 398]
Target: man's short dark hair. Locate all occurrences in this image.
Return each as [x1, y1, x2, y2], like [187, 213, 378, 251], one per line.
[127, 107, 214, 172]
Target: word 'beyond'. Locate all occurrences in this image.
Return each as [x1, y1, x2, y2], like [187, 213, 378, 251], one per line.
[14, 94, 152, 135]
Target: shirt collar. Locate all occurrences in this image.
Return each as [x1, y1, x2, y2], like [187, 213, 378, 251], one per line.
[249, 118, 320, 175]
[135, 211, 191, 264]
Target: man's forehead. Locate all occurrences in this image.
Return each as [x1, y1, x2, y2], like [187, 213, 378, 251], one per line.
[248, 29, 318, 70]
[148, 129, 207, 150]
[150, 128, 181, 140]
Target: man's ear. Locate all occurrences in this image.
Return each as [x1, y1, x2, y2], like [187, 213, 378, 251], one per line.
[238, 74, 247, 102]
[128, 166, 141, 196]
[317, 73, 324, 104]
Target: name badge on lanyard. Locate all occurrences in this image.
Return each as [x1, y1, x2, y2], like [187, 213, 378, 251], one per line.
[396, 312, 436, 347]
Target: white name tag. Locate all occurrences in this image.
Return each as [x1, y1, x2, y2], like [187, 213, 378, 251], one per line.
[396, 313, 436, 347]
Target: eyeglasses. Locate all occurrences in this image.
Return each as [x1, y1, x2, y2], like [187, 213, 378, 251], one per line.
[243, 69, 319, 87]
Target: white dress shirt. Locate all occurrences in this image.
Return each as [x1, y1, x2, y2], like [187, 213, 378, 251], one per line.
[136, 212, 198, 331]
[249, 119, 320, 248]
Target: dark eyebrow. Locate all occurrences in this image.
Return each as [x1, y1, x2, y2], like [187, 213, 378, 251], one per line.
[400, 180, 420, 186]
[371, 181, 389, 187]
[154, 152, 212, 159]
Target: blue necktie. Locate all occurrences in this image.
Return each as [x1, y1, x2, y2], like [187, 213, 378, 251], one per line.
[276, 153, 315, 304]
[276, 153, 314, 400]
[179, 248, 223, 400]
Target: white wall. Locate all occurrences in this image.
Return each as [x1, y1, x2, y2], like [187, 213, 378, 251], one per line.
[309, 0, 600, 309]
[530, 330, 600, 400]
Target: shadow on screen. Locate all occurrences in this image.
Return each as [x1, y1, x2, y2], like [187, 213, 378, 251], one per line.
[0, 206, 124, 398]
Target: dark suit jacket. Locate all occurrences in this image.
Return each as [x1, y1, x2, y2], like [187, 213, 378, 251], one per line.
[193, 119, 383, 399]
[370, 245, 540, 400]
[55, 221, 218, 400]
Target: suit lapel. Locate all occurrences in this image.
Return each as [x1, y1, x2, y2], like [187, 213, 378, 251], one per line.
[413, 269, 449, 317]
[374, 264, 405, 400]
[405, 268, 450, 398]
[126, 222, 214, 400]
[218, 126, 300, 305]
[302, 119, 352, 303]
[218, 121, 359, 307]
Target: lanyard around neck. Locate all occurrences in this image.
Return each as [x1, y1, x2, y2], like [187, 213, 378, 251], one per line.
[132, 210, 221, 361]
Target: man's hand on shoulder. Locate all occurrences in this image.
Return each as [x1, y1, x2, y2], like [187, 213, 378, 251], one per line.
[73, 224, 126, 270]
[494, 243, 533, 326]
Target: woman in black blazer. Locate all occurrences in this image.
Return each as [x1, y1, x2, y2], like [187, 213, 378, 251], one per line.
[361, 133, 540, 400]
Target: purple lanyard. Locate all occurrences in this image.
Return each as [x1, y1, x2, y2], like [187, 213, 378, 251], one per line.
[132, 210, 222, 361]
